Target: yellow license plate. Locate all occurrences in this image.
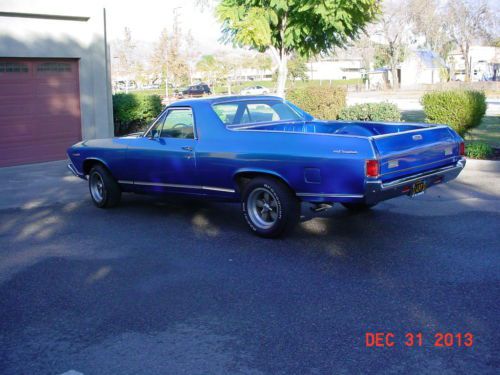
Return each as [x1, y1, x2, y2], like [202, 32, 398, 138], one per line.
[411, 180, 426, 196]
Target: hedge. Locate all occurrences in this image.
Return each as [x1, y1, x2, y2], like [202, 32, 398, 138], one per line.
[421, 90, 486, 137]
[465, 142, 494, 159]
[287, 86, 346, 120]
[338, 102, 401, 122]
[113, 93, 163, 135]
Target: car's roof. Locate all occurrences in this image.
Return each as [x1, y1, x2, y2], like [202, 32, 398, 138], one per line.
[170, 95, 283, 107]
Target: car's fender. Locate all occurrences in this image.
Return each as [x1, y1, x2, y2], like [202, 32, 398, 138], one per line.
[232, 167, 293, 192]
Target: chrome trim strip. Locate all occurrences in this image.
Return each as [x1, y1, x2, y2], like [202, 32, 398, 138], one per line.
[135, 181, 200, 189]
[118, 180, 235, 193]
[67, 162, 86, 179]
[202, 186, 236, 193]
[67, 163, 79, 176]
[296, 193, 364, 198]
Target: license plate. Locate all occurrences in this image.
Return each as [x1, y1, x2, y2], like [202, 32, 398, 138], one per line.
[411, 180, 426, 196]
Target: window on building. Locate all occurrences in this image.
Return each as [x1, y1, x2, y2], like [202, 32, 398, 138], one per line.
[0, 62, 28, 73]
[37, 62, 72, 72]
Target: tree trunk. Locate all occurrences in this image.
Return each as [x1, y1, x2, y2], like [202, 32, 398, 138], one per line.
[391, 66, 399, 90]
[276, 53, 288, 98]
[463, 44, 470, 83]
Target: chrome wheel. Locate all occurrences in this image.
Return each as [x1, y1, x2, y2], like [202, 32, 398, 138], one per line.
[90, 172, 105, 203]
[247, 187, 279, 229]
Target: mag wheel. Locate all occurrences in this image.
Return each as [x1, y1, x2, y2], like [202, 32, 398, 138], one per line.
[242, 177, 299, 238]
[89, 165, 121, 208]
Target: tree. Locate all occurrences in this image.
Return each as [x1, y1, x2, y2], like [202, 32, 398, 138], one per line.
[373, 0, 412, 89]
[196, 55, 220, 90]
[150, 29, 169, 90]
[216, 0, 380, 97]
[445, 0, 494, 82]
[254, 53, 273, 80]
[407, 0, 453, 59]
[115, 27, 136, 93]
[287, 55, 308, 82]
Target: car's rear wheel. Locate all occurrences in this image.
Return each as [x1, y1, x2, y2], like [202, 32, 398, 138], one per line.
[241, 177, 299, 238]
[341, 202, 377, 211]
[89, 165, 121, 208]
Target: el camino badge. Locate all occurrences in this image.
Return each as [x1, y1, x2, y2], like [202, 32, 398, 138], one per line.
[332, 149, 358, 154]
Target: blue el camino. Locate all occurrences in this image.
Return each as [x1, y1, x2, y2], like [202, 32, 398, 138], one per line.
[67, 95, 466, 237]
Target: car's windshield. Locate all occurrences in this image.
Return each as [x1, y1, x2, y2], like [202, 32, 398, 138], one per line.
[213, 100, 303, 126]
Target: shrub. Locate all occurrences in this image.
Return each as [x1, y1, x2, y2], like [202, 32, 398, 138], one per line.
[287, 85, 346, 120]
[465, 142, 494, 159]
[421, 90, 487, 137]
[113, 93, 163, 135]
[338, 102, 401, 122]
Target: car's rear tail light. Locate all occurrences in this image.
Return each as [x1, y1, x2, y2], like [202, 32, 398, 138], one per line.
[459, 142, 465, 156]
[366, 159, 380, 178]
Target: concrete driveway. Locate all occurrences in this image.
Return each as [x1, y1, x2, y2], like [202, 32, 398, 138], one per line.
[0, 160, 499, 374]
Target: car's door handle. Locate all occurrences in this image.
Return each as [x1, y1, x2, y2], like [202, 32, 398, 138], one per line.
[182, 146, 193, 151]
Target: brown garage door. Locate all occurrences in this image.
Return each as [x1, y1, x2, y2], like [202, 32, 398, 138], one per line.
[0, 59, 82, 167]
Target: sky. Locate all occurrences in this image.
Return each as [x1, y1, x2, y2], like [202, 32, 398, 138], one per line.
[91, 0, 499, 55]
[91, 0, 225, 53]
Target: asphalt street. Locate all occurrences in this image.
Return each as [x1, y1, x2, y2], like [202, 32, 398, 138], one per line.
[0, 160, 499, 374]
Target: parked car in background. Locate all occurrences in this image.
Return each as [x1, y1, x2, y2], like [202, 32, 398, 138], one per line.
[68, 96, 466, 238]
[240, 85, 270, 95]
[176, 84, 211, 98]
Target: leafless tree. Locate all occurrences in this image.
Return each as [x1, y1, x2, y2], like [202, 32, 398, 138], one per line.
[374, 0, 412, 89]
[114, 27, 136, 92]
[445, 0, 494, 82]
[407, 0, 453, 59]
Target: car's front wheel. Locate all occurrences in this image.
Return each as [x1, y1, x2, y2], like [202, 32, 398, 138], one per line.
[89, 165, 121, 208]
[241, 177, 300, 238]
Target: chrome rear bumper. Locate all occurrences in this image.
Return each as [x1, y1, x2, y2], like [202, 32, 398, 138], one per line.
[364, 158, 466, 204]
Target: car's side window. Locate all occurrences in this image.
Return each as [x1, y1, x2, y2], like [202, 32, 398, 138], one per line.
[159, 108, 195, 139]
[213, 103, 238, 125]
[149, 112, 167, 138]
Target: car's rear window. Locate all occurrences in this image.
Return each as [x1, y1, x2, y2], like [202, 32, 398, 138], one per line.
[213, 100, 302, 126]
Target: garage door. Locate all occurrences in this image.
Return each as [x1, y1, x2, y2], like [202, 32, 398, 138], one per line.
[0, 59, 81, 167]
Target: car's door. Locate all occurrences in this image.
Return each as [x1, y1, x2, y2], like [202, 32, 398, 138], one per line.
[126, 107, 200, 194]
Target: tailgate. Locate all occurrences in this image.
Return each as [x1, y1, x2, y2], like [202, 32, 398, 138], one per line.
[372, 127, 460, 182]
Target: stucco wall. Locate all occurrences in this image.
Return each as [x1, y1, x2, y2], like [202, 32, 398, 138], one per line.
[0, 0, 113, 139]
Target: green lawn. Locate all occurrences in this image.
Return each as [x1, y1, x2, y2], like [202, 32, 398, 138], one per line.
[402, 110, 500, 148]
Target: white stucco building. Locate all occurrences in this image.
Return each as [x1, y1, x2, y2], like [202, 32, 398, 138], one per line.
[400, 50, 447, 88]
[0, 1, 112, 167]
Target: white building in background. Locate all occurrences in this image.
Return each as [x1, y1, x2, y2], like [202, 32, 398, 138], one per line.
[448, 46, 500, 81]
[400, 50, 447, 88]
[306, 57, 364, 81]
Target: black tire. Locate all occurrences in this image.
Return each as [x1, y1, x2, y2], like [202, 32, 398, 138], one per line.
[88, 165, 121, 208]
[241, 177, 300, 238]
[341, 202, 377, 211]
